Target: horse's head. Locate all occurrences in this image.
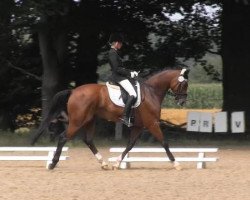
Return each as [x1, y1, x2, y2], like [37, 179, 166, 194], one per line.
[169, 68, 189, 106]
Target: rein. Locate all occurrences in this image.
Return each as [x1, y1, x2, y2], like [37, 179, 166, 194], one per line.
[134, 68, 189, 101]
[167, 89, 187, 98]
[168, 81, 188, 99]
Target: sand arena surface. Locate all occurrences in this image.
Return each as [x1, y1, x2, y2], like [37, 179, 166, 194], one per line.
[0, 147, 250, 200]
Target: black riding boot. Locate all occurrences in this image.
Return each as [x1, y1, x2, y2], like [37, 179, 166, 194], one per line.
[120, 95, 136, 127]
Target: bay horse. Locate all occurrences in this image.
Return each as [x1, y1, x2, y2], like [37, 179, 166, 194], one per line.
[31, 68, 189, 170]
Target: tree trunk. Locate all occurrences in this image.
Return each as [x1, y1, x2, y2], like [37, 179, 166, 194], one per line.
[38, 28, 68, 118]
[221, 0, 250, 129]
[0, 109, 15, 131]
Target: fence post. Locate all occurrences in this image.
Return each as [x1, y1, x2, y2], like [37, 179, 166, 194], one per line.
[197, 152, 206, 169]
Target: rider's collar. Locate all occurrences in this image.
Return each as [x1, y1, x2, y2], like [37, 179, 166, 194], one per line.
[111, 46, 118, 51]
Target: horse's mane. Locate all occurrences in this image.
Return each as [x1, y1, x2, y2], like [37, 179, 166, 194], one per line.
[143, 66, 184, 79]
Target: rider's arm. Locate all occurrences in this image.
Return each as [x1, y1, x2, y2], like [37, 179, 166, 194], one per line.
[109, 50, 130, 77]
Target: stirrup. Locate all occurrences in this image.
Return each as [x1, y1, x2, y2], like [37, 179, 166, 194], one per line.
[119, 117, 133, 127]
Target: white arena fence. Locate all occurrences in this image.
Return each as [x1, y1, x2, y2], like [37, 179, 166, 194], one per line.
[109, 147, 218, 169]
[0, 147, 69, 169]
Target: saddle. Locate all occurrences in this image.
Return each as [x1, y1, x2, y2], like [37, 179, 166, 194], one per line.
[106, 81, 141, 107]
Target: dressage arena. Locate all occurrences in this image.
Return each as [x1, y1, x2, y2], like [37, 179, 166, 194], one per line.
[1, 147, 250, 200]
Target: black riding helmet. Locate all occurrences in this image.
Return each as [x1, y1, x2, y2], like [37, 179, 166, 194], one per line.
[108, 33, 124, 44]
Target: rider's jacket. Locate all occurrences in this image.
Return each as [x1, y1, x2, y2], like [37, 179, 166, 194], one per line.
[108, 48, 131, 83]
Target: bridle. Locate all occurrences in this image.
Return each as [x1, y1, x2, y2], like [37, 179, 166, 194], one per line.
[167, 69, 188, 100]
[167, 83, 187, 99]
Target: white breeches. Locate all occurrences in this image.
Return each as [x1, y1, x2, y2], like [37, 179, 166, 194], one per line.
[119, 79, 137, 98]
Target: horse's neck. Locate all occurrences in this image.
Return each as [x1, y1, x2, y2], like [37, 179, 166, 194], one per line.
[145, 71, 172, 104]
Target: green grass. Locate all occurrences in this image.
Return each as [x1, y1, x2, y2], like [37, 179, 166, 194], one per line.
[0, 131, 31, 146]
[162, 83, 222, 109]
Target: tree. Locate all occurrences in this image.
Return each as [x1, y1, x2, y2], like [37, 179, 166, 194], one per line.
[17, 0, 74, 117]
[0, 0, 226, 131]
[0, 0, 219, 129]
[0, 0, 42, 129]
[221, 0, 250, 128]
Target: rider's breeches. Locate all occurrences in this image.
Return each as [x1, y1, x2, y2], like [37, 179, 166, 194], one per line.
[119, 79, 137, 98]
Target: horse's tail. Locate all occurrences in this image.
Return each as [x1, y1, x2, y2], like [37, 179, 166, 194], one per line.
[31, 89, 72, 145]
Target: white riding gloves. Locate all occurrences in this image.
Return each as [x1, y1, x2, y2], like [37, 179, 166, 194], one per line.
[130, 71, 139, 78]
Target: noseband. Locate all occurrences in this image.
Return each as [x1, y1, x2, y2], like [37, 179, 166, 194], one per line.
[167, 82, 187, 99]
[173, 82, 188, 99]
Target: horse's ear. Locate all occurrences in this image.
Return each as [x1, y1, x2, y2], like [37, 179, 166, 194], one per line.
[183, 69, 190, 80]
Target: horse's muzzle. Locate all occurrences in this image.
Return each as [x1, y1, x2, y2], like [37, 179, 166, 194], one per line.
[176, 97, 187, 106]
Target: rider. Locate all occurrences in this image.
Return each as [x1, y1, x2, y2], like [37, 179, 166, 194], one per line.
[108, 33, 138, 127]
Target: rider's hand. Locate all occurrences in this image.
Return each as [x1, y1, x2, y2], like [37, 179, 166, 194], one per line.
[130, 71, 139, 78]
[133, 71, 139, 76]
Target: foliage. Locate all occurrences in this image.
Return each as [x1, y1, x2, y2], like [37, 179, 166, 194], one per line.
[162, 83, 222, 109]
[146, 1, 221, 70]
[15, 108, 41, 128]
[0, 0, 42, 129]
[0, 0, 223, 130]
[188, 52, 222, 83]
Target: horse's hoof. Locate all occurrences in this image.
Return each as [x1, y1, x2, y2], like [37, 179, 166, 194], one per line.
[112, 165, 120, 170]
[101, 164, 109, 170]
[173, 161, 182, 171]
[175, 165, 182, 171]
[48, 163, 56, 170]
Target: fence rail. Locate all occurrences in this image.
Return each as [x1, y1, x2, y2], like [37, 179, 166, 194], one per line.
[0, 147, 69, 169]
[109, 147, 218, 169]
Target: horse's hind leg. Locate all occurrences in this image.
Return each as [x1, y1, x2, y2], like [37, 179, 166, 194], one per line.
[147, 122, 181, 170]
[49, 120, 82, 170]
[83, 120, 108, 170]
[48, 131, 68, 170]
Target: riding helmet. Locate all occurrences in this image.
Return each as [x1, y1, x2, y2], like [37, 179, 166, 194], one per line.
[108, 33, 124, 44]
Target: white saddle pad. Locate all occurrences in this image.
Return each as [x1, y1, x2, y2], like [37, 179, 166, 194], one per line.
[106, 82, 141, 108]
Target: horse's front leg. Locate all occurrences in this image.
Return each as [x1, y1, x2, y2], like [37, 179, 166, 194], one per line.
[112, 127, 142, 170]
[84, 139, 109, 170]
[48, 131, 68, 170]
[162, 140, 182, 170]
[147, 122, 182, 170]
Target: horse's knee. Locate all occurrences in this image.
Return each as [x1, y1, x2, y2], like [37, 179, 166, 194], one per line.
[60, 130, 75, 141]
[84, 138, 98, 155]
[83, 133, 93, 145]
[84, 139, 92, 147]
[59, 133, 68, 141]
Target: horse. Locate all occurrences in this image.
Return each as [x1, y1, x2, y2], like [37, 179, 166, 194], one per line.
[31, 68, 189, 170]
